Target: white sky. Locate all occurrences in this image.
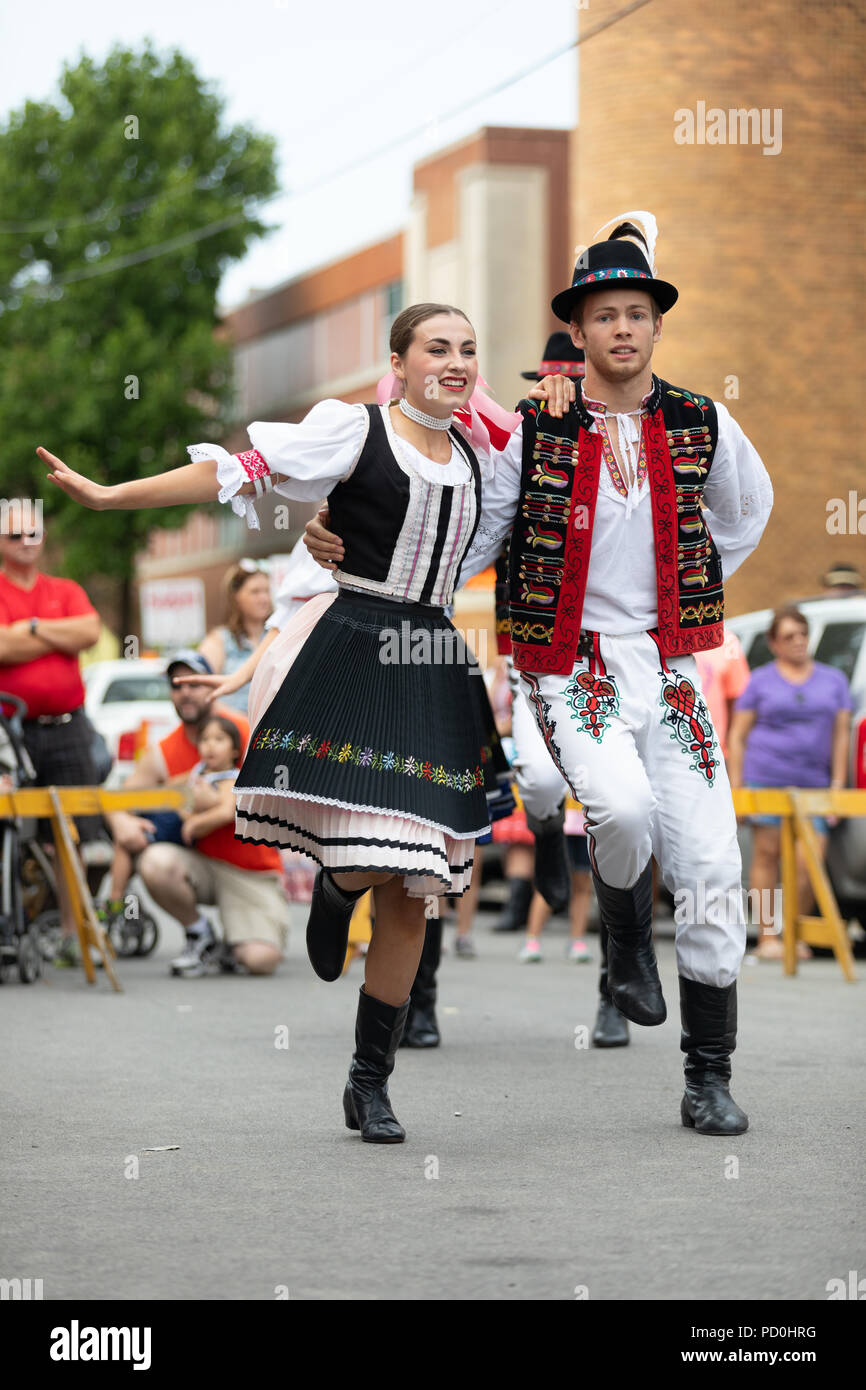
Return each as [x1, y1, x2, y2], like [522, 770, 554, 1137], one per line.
[0, 0, 578, 310]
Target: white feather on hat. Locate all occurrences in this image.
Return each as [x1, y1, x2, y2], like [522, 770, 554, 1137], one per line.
[591, 210, 659, 274]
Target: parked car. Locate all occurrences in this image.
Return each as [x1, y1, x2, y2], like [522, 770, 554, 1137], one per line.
[727, 593, 866, 926]
[82, 659, 176, 788]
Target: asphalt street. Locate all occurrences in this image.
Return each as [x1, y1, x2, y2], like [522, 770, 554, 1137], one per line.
[2, 903, 864, 1302]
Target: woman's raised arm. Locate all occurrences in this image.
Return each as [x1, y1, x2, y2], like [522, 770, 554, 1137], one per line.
[37, 448, 227, 511]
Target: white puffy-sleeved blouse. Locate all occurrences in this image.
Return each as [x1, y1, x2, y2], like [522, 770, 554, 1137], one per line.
[190, 399, 498, 610]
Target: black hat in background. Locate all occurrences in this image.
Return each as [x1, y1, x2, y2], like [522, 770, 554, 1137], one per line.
[521, 332, 586, 380]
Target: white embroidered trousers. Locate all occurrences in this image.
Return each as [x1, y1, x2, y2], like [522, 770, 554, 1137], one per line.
[518, 631, 745, 987]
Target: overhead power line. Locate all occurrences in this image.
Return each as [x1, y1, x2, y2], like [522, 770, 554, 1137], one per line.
[0, 0, 510, 238]
[2, 0, 652, 299]
[0, 153, 262, 236]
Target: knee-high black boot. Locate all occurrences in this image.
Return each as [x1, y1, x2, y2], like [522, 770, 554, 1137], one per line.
[401, 917, 442, 1048]
[526, 802, 570, 914]
[591, 921, 630, 1047]
[306, 869, 367, 981]
[679, 976, 748, 1135]
[343, 988, 411, 1143]
[592, 863, 666, 1025]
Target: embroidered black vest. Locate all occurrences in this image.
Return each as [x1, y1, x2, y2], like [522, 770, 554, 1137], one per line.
[508, 377, 723, 674]
[326, 404, 482, 599]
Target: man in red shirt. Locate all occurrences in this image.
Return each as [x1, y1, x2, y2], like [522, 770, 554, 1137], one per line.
[0, 508, 101, 959]
[110, 651, 287, 977]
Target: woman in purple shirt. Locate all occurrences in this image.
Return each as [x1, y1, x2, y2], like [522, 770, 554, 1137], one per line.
[727, 607, 852, 960]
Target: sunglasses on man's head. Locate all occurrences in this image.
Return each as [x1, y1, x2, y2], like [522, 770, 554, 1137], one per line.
[3, 531, 40, 542]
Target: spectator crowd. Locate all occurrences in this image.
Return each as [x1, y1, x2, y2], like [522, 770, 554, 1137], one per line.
[1, 522, 863, 979]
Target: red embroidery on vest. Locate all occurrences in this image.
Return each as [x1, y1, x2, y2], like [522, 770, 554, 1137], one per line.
[645, 410, 680, 655]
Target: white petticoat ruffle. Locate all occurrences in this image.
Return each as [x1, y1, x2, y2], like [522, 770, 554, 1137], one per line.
[235, 792, 477, 898]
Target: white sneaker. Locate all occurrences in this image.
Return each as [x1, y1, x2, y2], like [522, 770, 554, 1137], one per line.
[170, 923, 218, 977]
[518, 938, 542, 963]
[567, 940, 593, 964]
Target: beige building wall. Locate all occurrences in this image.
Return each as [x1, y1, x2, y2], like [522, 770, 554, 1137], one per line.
[408, 162, 550, 401]
[408, 127, 571, 406]
[573, 0, 864, 616]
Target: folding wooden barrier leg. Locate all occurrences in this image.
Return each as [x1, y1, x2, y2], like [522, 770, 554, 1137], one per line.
[344, 890, 373, 974]
[779, 809, 800, 978]
[48, 787, 122, 993]
[791, 798, 857, 983]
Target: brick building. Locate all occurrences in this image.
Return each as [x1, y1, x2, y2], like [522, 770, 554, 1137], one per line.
[574, 0, 864, 612]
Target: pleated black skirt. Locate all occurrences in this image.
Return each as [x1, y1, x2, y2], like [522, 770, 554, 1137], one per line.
[234, 590, 512, 896]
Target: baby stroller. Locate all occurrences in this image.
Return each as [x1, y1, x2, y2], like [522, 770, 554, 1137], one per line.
[0, 693, 46, 982]
[0, 693, 160, 978]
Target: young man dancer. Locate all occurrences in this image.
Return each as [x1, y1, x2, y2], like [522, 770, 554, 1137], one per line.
[495, 333, 629, 1046]
[308, 222, 772, 1133]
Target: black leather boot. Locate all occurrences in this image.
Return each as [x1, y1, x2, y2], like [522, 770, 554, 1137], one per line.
[491, 876, 534, 933]
[401, 917, 442, 1048]
[306, 869, 367, 982]
[592, 922, 630, 1047]
[592, 863, 666, 1025]
[679, 976, 748, 1135]
[343, 988, 410, 1143]
[526, 803, 570, 914]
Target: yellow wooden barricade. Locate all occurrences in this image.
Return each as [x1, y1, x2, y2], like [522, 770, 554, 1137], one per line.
[0, 786, 184, 992]
[526, 784, 862, 982]
[732, 787, 866, 981]
[344, 890, 373, 973]
[3, 786, 861, 986]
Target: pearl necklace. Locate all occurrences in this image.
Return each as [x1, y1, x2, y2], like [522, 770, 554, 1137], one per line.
[398, 397, 453, 431]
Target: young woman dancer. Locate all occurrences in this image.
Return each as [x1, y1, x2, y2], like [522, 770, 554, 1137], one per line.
[37, 302, 566, 1144]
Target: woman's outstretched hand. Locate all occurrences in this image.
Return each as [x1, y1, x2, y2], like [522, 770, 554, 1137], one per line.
[304, 506, 344, 571]
[37, 448, 111, 510]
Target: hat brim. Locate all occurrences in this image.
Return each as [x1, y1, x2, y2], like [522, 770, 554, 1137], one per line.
[552, 277, 678, 323]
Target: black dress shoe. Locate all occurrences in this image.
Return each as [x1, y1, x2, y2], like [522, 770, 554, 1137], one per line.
[526, 805, 570, 914]
[592, 923, 630, 1046]
[679, 976, 748, 1135]
[592, 864, 666, 1025]
[306, 869, 366, 982]
[401, 917, 442, 1047]
[343, 989, 410, 1142]
[592, 996, 630, 1047]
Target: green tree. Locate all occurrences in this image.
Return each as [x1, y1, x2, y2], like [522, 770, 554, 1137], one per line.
[0, 43, 278, 632]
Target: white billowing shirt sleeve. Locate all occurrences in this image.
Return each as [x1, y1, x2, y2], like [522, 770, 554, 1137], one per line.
[702, 401, 773, 580]
[265, 535, 338, 632]
[458, 422, 524, 582]
[187, 399, 369, 530]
